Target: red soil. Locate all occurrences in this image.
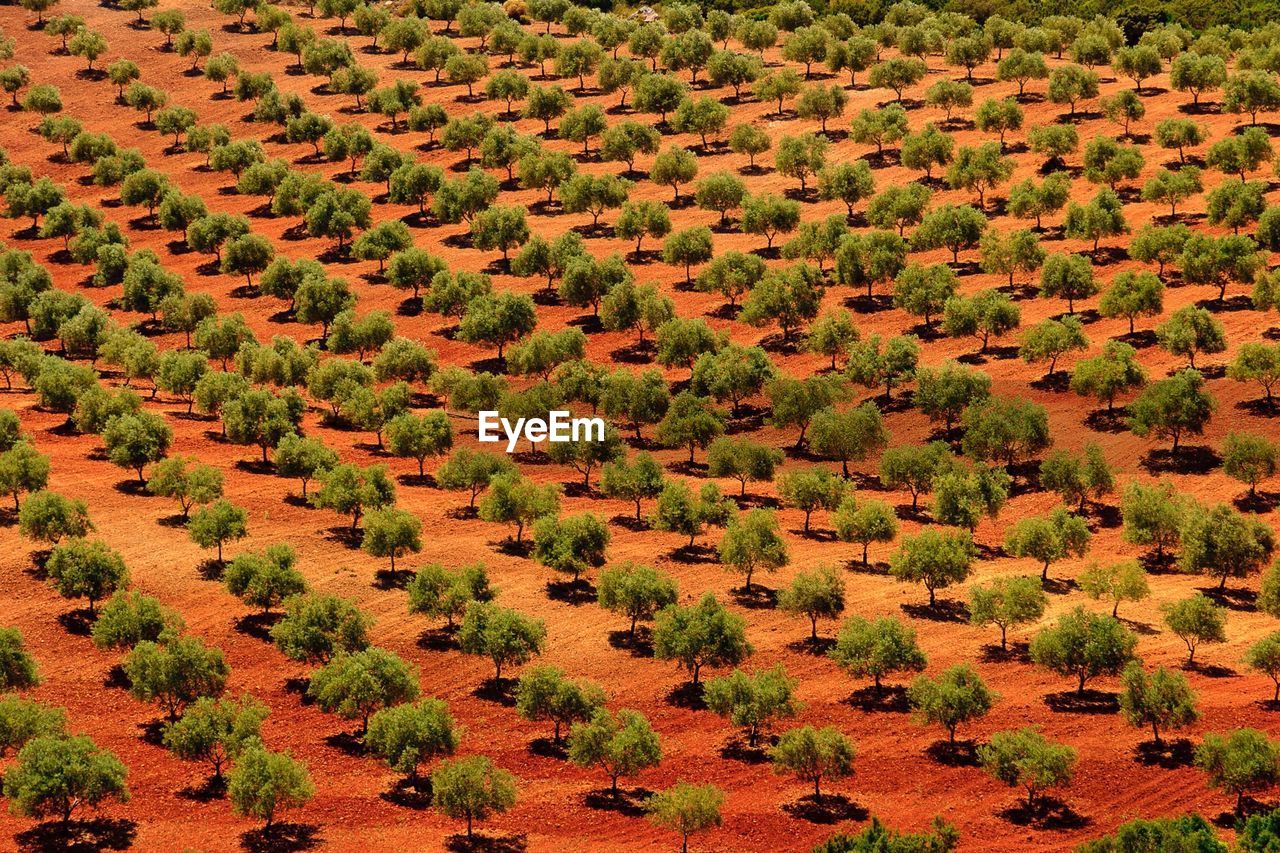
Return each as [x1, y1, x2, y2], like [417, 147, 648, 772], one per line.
[0, 3, 1278, 852]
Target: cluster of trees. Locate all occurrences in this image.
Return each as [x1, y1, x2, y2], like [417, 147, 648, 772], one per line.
[14, 0, 1280, 847]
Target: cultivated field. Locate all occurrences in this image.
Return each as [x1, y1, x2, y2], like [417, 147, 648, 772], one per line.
[2, 1, 1280, 851]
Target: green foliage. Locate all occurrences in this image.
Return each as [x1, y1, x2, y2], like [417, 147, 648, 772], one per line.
[227, 745, 314, 829]
[1162, 594, 1227, 665]
[814, 816, 959, 853]
[532, 512, 609, 583]
[1196, 728, 1280, 813]
[310, 463, 395, 532]
[594, 561, 676, 639]
[1005, 507, 1091, 581]
[19, 490, 91, 545]
[770, 725, 855, 801]
[1118, 663, 1198, 747]
[2, 734, 129, 827]
[366, 698, 459, 779]
[653, 592, 752, 686]
[308, 646, 419, 733]
[459, 602, 546, 682]
[969, 576, 1046, 651]
[1079, 561, 1149, 618]
[91, 590, 183, 651]
[828, 615, 925, 693]
[978, 727, 1076, 810]
[45, 538, 128, 614]
[961, 396, 1052, 466]
[0, 695, 66, 757]
[645, 783, 725, 852]
[163, 695, 268, 782]
[124, 632, 229, 719]
[773, 564, 844, 641]
[890, 528, 975, 607]
[224, 544, 306, 613]
[1030, 607, 1137, 694]
[271, 593, 371, 664]
[188, 499, 248, 563]
[907, 663, 997, 745]
[1178, 501, 1275, 590]
[430, 755, 517, 839]
[1079, 814, 1224, 853]
[515, 664, 605, 745]
[0, 626, 39, 691]
[568, 707, 662, 795]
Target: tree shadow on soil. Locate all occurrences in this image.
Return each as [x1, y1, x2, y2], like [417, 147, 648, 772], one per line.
[782, 793, 868, 824]
[901, 599, 969, 623]
[374, 568, 415, 590]
[418, 627, 459, 652]
[980, 642, 1030, 664]
[324, 731, 366, 757]
[731, 585, 776, 609]
[546, 579, 596, 605]
[1235, 491, 1280, 514]
[177, 775, 227, 802]
[925, 740, 980, 767]
[1212, 797, 1279, 827]
[998, 796, 1089, 830]
[1134, 738, 1195, 769]
[528, 737, 568, 760]
[381, 775, 432, 810]
[234, 612, 281, 642]
[786, 636, 836, 656]
[1184, 660, 1238, 678]
[667, 544, 718, 564]
[1198, 586, 1256, 612]
[584, 787, 653, 818]
[1084, 408, 1129, 434]
[1044, 689, 1119, 715]
[1140, 446, 1221, 476]
[848, 559, 889, 576]
[720, 736, 774, 764]
[16, 818, 137, 853]
[472, 678, 516, 707]
[102, 664, 129, 690]
[666, 681, 707, 710]
[845, 685, 909, 713]
[57, 608, 95, 637]
[607, 629, 653, 658]
[444, 831, 527, 852]
[197, 559, 226, 581]
[240, 822, 323, 853]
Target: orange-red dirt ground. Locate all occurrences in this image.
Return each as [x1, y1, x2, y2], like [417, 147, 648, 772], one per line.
[1, 2, 1279, 851]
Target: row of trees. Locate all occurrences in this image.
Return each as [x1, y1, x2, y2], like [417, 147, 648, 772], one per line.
[12, 0, 1280, 846]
